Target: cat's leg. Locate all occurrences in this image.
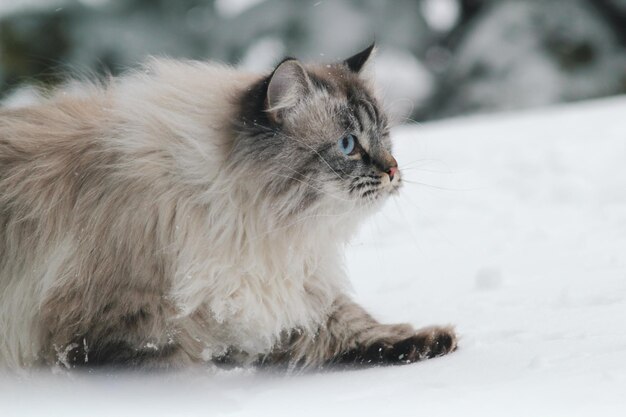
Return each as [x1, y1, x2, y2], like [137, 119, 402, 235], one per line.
[265, 294, 457, 369]
[39, 288, 196, 369]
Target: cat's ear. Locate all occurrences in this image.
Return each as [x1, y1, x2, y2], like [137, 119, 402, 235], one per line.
[266, 58, 311, 124]
[344, 42, 376, 73]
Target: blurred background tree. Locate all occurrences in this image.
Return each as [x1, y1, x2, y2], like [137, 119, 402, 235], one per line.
[1, 0, 624, 121]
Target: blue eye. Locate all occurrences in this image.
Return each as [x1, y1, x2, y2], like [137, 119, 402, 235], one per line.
[338, 134, 356, 155]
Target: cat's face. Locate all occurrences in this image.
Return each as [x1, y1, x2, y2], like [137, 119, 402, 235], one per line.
[235, 44, 400, 217]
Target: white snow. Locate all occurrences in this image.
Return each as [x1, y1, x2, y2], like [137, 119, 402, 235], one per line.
[1, 97, 626, 416]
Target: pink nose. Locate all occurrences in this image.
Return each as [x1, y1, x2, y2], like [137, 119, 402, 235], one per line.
[388, 166, 398, 181]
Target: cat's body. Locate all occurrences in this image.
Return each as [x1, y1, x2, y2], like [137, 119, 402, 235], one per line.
[0, 46, 456, 370]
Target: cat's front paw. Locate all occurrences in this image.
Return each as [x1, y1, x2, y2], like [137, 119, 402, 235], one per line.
[341, 325, 457, 366]
[388, 326, 457, 364]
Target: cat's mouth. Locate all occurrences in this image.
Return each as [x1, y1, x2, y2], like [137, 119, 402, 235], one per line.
[386, 169, 402, 196]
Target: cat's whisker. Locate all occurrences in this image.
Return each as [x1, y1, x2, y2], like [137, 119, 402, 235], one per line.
[263, 164, 353, 202]
[269, 172, 351, 203]
[400, 167, 453, 174]
[401, 178, 483, 192]
[397, 115, 426, 128]
[398, 158, 451, 170]
[247, 124, 348, 180]
[401, 180, 453, 191]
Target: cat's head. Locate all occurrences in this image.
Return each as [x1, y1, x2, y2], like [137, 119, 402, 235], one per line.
[234, 44, 400, 220]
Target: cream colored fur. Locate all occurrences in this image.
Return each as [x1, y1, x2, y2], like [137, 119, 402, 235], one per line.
[0, 60, 347, 368]
[0, 55, 456, 370]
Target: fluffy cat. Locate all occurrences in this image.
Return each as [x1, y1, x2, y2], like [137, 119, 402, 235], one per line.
[0, 44, 456, 370]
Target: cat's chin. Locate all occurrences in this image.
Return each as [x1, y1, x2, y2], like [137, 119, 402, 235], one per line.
[355, 191, 390, 210]
[365, 182, 402, 204]
[354, 188, 399, 215]
[389, 183, 402, 196]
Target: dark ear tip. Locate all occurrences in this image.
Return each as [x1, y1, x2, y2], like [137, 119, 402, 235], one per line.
[344, 42, 376, 73]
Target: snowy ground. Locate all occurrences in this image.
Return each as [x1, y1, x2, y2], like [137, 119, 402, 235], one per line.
[1, 97, 626, 416]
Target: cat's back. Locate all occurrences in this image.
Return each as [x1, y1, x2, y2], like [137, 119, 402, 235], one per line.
[0, 58, 253, 157]
[0, 90, 110, 168]
[0, 91, 113, 227]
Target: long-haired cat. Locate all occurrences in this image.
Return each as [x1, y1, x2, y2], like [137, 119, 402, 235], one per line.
[0, 44, 456, 370]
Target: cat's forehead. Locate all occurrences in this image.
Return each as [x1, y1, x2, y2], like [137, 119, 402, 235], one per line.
[303, 64, 388, 150]
[307, 64, 373, 100]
